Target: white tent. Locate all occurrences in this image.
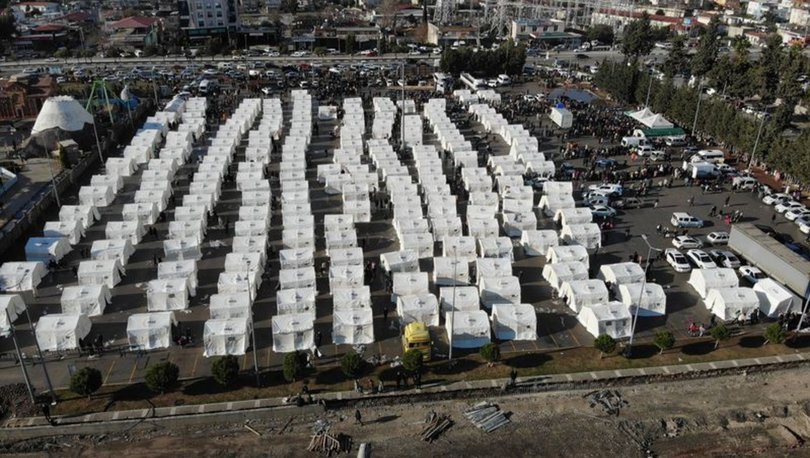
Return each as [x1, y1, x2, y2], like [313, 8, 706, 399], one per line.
[478, 276, 521, 308]
[627, 107, 655, 123]
[25, 237, 71, 263]
[521, 230, 558, 257]
[553, 208, 593, 226]
[332, 308, 375, 345]
[272, 313, 315, 352]
[447, 310, 491, 348]
[279, 267, 316, 290]
[61, 284, 110, 317]
[127, 312, 177, 350]
[443, 236, 478, 262]
[79, 185, 115, 207]
[59, 205, 100, 230]
[147, 278, 190, 311]
[380, 250, 419, 273]
[91, 238, 136, 265]
[77, 259, 124, 288]
[204, 317, 252, 357]
[163, 238, 202, 261]
[559, 223, 602, 250]
[753, 278, 802, 318]
[598, 263, 646, 289]
[542, 261, 588, 291]
[0, 262, 48, 291]
[491, 303, 537, 341]
[477, 237, 514, 260]
[546, 245, 590, 268]
[330, 248, 364, 267]
[218, 270, 261, 296]
[397, 294, 440, 326]
[475, 257, 512, 284]
[639, 113, 674, 129]
[538, 194, 576, 217]
[332, 286, 371, 311]
[560, 279, 609, 313]
[279, 248, 315, 270]
[618, 282, 667, 317]
[432, 257, 470, 286]
[0, 294, 25, 336]
[502, 212, 537, 237]
[688, 268, 738, 299]
[35, 313, 92, 351]
[392, 272, 429, 302]
[105, 221, 145, 245]
[439, 286, 480, 314]
[276, 288, 317, 317]
[209, 293, 252, 320]
[329, 264, 364, 291]
[577, 302, 632, 339]
[157, 260, 198, 297]
[705, 287, 760, 321]
[32, 96, 94, 134]
[43, 220, 83, 245]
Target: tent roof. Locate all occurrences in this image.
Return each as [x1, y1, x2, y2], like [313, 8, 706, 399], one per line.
[639, 113, 674, 128]
[641, 127, 686, 137]
[32, 96, 94, 134]
[627, 107, 655, 121]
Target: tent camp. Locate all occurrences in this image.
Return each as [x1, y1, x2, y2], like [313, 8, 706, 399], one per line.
[0, 294, 25, 336]
[209, 292, 252, 320]
[475, 257, 512, 284]
[618, 282, 667, 316]
[275, 287, 317, 317]
[380, 250, 420, 273]
[127, 312, 177, 351]
[598, 263, 646, 290]
[203, 317, 252, 357]
[157, 260, 199, 297]
[688, 268, 738, 299]
[271, 313, 315, 352]
[91, 238, 136, 265]
[553, 208, 592, 226]
[25, 237, 71, 263]
[477, 237, 514, 260]
[77, 259, 124, 288]
[542, 261, 589, 291]
[753, 278, 802, 318]
[328, 265, 364, 291]
[43, 220, 84, 245]
[397, 294, 440, 326]
[577, 302, 632, 339]
[392, 272, 429, 302]
[559, 223, 601, 250]
[332, 308, 375, 345]
[332, 286, 371, 311]
[432, 257, 470, 286]
[439, 286, 480, 314]
[147, 278, 190, 311]
[546, 245, 590, 268]
[35, 313, 92, 351]
[705, 287, 760, 321]
[0, 262, 47, 292]
[478, 276, 521, 308]
[446, 310, 491, 348]
[61, 284, 110, 317]
[538, 194, 576, 217]
[278, 267, 316, 290]
[491, 303, 537, 341]
[560, 279, 609, 313]
[521, 230, 558, 256]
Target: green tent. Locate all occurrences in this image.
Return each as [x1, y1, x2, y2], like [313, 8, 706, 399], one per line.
[640, 127, 686, 138]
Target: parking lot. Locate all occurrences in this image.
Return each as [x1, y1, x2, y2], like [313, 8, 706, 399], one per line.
[0, 78, 805, 393]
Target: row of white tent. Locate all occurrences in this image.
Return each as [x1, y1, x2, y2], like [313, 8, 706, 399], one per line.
[688, 268, 803, 320]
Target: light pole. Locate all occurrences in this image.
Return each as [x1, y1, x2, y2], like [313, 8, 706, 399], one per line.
[246, 260, 260, 386]
[644, 68, 654, 108]
[625, 234, 661, 357]
[22, 300, 55, 404]
[448, 251, 458, 361]
[691, 81, 703, 137]
[5, 308, 35, 405]
[793, 294, 810, 340]
[746, 114, 767, 172]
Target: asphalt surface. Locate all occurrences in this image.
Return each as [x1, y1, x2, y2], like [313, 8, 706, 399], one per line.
[0, 82, 796, 393]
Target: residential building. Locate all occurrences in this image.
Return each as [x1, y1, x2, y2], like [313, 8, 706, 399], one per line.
[426, 22, 476, 46]
[178, 0, 239, 40]
[14, 24, 71, 51]
[107, 16, 161, 47]
[0, 75, 57, 121]
[789, 6, 810, 26]
[510, 18, 563, 42]
[591, 9, 686, 34]
[314, 25, 381, 51]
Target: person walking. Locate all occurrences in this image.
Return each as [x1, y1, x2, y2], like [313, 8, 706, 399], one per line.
[355, 409, 363, 426]
[382, 307, 389, 323]
[724, 195, 731, 207]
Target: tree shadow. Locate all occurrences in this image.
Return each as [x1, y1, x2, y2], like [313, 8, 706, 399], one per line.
[625, 344, 658, 359]
[738, 335, 765, 348]
[680, 341, 715, 355]
[506, 352, 552, 368]
[430, 358, 481, 375]
[373, 415, 399, 424]
[182, 377, 230, 396]
[112, 382, 153, 402]
[785, 334, 810, 349]
[314, 365, 346, 386]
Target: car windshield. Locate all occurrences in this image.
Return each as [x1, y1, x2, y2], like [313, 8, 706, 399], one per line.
[753, 272, 766, 278]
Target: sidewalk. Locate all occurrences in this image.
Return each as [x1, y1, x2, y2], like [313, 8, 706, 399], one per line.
[4, 351, 809, 431]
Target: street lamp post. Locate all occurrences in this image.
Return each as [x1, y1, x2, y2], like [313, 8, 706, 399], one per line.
[747, 114, 767, 172]
[793, 294, 810, 341]
[22, 302, 55, 404]
[246, 260, 260, 386]
[448, 252, 458, 361]
[691, 81, 703, 137]
[6, 308, 35, 405]
[644, 69, 654, 108]
[625, 234, 661, 357]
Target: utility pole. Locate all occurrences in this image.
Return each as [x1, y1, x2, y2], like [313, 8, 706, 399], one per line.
[625, 234, 661, 357]
[747, 114, 766, 172]
[6, 308, 35, 405]
[691, 81, 703, 137]
[246, 260, 260, 386]
[23, 303, 55, 403]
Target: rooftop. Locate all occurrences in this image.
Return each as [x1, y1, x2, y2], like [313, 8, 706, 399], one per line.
[110, 16, 160, 29]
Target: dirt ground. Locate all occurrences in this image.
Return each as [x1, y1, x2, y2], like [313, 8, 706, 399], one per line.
[6, 367, 810, 457]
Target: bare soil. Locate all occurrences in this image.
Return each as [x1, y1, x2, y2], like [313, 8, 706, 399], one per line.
[6, 366, 810, 457]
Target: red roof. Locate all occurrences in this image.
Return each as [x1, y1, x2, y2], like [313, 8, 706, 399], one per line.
[65, 11, 93, 22]
[19, 2, 58, 6]
[33, 23, 65, 32]
[110, 16, 159, 29]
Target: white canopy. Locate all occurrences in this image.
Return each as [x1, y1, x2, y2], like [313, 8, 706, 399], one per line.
[204, 317, 252, 357]
[36, 313, 92, 351]
[628, 107, 655, 122]
[0, 294, 25, 336]
[277, 288, 317, 317]
[432, 257, 470, 286]
[272, 313, 314, 352]
[127, 312, 177, 350]
[209, 293, 252, 320]
[688, 268, 738, 299]
[559, 223, 602, 250]
[542, 261, 588, 291]
[618, 282, 667, 316]
[491, 303, 537, 341]
[753, 278, 802, 318]
[521, 230, 558, 257]
[705, 287, 759, 321]
[91, 238, 135, 265]
[439, 286, 480, 314]
[598, 263, 645, 288]
[447, 310, 491, 348]
[474, 257, 512, 284]
[554, 208, 593, 226]
[478, 276, 521, 308]
[577, 302, 632, 339]
[546, 245, 590, 268]
[61, 284, 110, 317]
[147, 278, 190, 311]
[392, 272, 429, 302]
[25, 237, 71, 263]
[380, 250, 419, 273]
[157, 260, 198, 297]
[32, 96, 94, 134]
[43, 220, 84, 245]
[77, 259, 123, 288]
[279, 248, 315, 270]
[332, 308, 375, 345]
[560, 279, 609, 313]
[397, 294, 440, 326]
[538, 194, 576, 217]
[332, 286, 371, 311]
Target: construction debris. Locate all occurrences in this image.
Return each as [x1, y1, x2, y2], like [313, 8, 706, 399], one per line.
[307, 419, 351, 455]
[420, 411, 453, 442]
[464, 402, 510, 432]
[584, 390, 628, 417]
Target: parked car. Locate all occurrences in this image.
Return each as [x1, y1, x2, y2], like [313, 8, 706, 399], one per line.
[665, 249, 691, 272]
[589, 205, 617, 218]
[671, 212, 704, 228]
[686, 249, 717, 269]
[775, 201, 805, 214]
[708, 250, 741, 268]
[786, 208, 810, 221]
[672, 236, 703, 249]
[587, 183, 623, 196]
[705, 231, 729, 245]
[762, 193, 792, 206]
[612, 197, 644, 209]
[593, 158, 618, 169]
[739, 266, 766, 284]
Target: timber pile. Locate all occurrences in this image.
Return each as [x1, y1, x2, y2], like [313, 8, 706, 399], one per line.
[584, 390, 627, 417]
[420, 413, 453, 442]
[464, 402, 510, 432]
[307, 419, 351, 455]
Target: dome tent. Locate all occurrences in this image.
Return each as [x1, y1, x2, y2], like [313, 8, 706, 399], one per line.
[32, 96, 94, 135]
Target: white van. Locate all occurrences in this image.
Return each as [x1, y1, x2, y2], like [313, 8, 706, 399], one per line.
[621, 136, 648, 148]
[693, 149, 725, 164]
[671, 212, 704, 228]
[636, 145, 654, 156]
[732, 176, 758, 190]
[497, 74, 512, 85]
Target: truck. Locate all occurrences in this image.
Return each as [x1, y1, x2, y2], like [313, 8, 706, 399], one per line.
[683, 161, 718, 179]
[729, 223, 810, 297]
[402, 322, 432, 361]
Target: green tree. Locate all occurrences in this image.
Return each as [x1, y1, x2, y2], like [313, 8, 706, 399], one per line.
[70, 367, 103, 399]
[653, 331, 676, 355]
[594, 334, 616, 359]
[620, 12, 655, 63]
[313, 46, 326, 56]
[0, 13, 15, 40]
[586, 24, 614, 45]
[709, 324, 731, 349]
[661, 35, 689, 78]
[345, 34, 356, 54]
[401, 349, 423, 373]
[691, 16, 722, 78]
[282, 351, 307, 382]
[145, 361, 180, 394]
[211, 355, 240, 388]
[759, 33, 785, 103]
[340, 351, 364, 379]
[764, 323, 786, 345]
[479, 343, 501, 364]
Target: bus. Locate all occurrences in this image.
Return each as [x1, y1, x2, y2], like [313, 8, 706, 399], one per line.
[433, 72, 451, 94]
[460, 72, 487, 91]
